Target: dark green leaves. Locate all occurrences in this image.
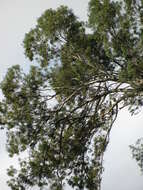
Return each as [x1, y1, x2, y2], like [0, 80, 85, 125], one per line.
[1, 1, 143, 190]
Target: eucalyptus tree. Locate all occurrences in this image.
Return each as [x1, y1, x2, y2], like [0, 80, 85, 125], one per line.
[1, 0, 143, 190]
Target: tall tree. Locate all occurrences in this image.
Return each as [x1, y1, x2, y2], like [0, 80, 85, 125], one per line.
[1, 1, 143, 190]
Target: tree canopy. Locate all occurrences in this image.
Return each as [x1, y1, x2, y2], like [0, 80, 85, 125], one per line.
[1, 0, 143, 190]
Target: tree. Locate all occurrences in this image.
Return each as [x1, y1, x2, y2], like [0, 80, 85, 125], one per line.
[130, 138, 143, 173]
[1, 1, 143, 190]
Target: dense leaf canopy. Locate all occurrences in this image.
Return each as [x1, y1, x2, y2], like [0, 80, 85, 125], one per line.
[1, 1, 143, 190]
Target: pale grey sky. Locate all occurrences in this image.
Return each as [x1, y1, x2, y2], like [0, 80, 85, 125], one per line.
[0, 1, 143, 190]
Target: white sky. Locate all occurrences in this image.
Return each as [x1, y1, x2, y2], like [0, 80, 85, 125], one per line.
[0, 1, 143, 190]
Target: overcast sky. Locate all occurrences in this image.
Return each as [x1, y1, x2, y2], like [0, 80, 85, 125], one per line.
[0, 1, 143, 190]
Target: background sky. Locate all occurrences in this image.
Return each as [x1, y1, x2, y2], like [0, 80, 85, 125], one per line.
[0, 1, 143, 190]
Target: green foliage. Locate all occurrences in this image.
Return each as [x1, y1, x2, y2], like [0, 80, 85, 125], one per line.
[1, 1, 143, 190]
[130, 138, 143, 172]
